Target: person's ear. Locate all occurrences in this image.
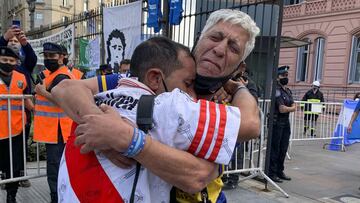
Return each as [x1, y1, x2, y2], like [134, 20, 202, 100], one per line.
[58, 54, 64, 65]
[145, 68, 162, 92]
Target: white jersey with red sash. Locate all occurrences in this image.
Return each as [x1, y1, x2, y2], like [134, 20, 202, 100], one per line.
[58, 78, 241, 203]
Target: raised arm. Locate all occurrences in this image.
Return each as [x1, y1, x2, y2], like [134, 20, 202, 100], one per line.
[51, 77, 101, 123]
[224, 80, 261, 142]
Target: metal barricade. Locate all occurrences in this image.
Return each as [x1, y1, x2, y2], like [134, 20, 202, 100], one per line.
[223, 99, 289, 197]
[289, 101, 344, 152]
[222, 99, 344, 197]
[0, 94, 46, 185]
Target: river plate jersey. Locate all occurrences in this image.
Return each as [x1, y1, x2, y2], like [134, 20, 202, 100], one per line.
[58, 78, 241, 203]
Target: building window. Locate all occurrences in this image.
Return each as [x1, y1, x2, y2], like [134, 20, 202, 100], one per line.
[34, 13, 43, 28]
[284, 0, 304, 5]
[349, 36, 360, 83]
[36, 0, 44, 2]
[35, 13, 43, 20]
[63, 0, 68, 7]
[313, 37, 325, 81]
[296, 38, 310, 82]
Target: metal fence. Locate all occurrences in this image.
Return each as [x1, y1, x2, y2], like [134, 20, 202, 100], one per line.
[223, 101, 289, 197]
[223, 99, 344, 196]
[0, 95, 46, 185]
[26, 0, 283, 99]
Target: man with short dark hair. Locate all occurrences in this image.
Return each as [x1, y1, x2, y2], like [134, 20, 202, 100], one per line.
[54, 36, 242, 202]
[119, 59, 131, 77]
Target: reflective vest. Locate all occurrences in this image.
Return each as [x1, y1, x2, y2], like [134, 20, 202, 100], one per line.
[71, 68, 84, 80]
[33, 66, 74, 143]
[0, 70, 27, 140]
[301, 99, 322, 115]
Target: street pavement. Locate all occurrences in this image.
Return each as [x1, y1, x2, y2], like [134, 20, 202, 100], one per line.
[1, 140, 360, 203]
[225, 140, 360, 203]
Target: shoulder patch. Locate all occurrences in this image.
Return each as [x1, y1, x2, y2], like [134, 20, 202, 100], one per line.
[17, 80, 24, 89]
[275, 89, 281, 97]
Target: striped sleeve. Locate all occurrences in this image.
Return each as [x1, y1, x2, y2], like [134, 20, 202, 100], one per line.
[97, 74, 121, 92]
[151, 89, 240, 165]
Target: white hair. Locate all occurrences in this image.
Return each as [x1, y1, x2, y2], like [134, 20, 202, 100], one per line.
[200, 9, 260, 61]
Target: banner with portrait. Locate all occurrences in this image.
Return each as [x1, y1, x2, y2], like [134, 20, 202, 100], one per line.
[28, 25, 75, 65]
[103, 1, 142, 70]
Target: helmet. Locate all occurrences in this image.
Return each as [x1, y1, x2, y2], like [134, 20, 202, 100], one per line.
[312, 81, 320, 87]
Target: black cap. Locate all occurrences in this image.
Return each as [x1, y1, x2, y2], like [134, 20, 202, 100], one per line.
[99, 64, 112, 71]
[60, 45, 68, 55]
[41, 42, 63, 54]
[278, 65, 290, 75]
[0, 46, 20, 59]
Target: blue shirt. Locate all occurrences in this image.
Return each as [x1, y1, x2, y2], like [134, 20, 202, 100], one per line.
[97, 73, 121, 92]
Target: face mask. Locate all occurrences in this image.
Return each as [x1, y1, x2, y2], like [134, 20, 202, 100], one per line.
[44, 59, 60, 72]
[0, 62, 15, 73]
[279, 77, 289, 86]
[63, 58, 69, 66]
[194, 73, 233, 95]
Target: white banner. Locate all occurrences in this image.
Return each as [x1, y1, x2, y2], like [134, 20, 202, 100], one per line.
[86, 36, 100, 70]
[28, 25, 75, 65]
[104, 1, 142, 70]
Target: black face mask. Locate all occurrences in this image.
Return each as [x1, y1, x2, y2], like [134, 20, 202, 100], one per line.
[0, 62, 15, 73]
[63, 58, 69, 66]
[279, 78, 289, 86]
[44, 59, 60, 72]
[194, 73, 233, 95]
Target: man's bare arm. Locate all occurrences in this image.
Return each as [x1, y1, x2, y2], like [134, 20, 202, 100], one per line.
[225, 81, 261, 142]
[136, 137, 218, 194]
[347, 110, 359, 134]
[51, 78, 101, 123]
[279, 103, 296, 113]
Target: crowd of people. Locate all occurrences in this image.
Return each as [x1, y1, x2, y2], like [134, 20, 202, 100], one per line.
[0, 8, 350, 203]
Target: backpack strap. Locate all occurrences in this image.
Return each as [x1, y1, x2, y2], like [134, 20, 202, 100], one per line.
[130, 95, 155, 203]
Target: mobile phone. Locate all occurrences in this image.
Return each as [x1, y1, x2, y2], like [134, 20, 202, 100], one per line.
[12, 20, 21, 28]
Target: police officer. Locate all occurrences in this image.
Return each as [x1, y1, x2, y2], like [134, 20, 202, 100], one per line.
[0, 47, 32, 203]
[302, 81, 324, 137]
[33, 42, 75, 203]
[269, 65, 296, 183]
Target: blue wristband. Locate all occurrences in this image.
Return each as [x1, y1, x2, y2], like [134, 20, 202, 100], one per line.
[122, 128, 146, 157]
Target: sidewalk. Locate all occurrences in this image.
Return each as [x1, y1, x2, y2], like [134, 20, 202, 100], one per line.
[1, 141, 360, 203]
[225, 140, 360, 203]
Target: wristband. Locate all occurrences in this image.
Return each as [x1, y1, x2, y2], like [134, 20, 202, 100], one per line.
[233, 85, 247, 96]
[122, 128, 147, 157]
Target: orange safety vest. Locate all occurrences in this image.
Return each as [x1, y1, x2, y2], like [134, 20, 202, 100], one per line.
[33, 66, 74, 144]
[71, 68, 84, 80]
[0, 70, 27, 140]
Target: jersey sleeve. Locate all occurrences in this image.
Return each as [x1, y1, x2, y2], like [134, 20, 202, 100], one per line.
[97, 74, 121, 92]
[150, 88, 240, 165]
